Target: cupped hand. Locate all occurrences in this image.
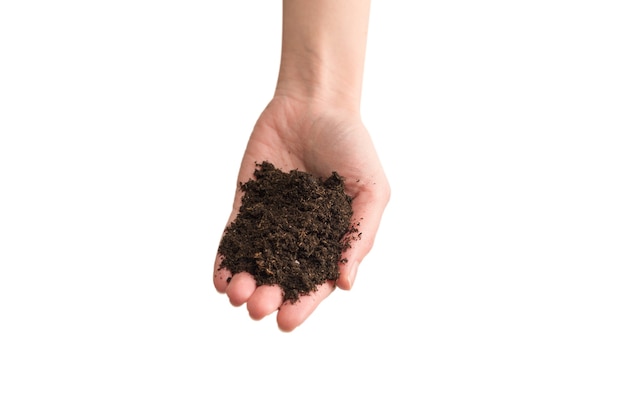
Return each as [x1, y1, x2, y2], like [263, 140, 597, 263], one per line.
[213, 95, 390, 331]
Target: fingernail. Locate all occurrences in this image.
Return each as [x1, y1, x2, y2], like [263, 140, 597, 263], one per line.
[348, 261, 360, 288]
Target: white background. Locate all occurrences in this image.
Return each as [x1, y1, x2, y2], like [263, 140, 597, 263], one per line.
[1, 1, 625, 417]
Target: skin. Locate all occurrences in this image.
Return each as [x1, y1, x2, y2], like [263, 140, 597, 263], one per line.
[213, 0, 390, 331]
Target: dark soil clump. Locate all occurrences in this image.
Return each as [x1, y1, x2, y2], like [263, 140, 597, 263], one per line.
[218, 161, 358, 303]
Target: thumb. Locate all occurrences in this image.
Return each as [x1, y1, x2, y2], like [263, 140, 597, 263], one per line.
[336, 188, 389, 290]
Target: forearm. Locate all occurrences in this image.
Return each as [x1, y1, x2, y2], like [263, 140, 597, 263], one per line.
[275, 0, 371, 112]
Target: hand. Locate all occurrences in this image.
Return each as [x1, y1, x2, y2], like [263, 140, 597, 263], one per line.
[213, 95, 390, 331]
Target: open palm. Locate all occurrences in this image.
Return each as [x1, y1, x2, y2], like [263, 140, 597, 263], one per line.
[213, 96, 390, 331]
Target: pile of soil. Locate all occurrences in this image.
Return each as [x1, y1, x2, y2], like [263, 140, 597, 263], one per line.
[218, 161, 358, 303]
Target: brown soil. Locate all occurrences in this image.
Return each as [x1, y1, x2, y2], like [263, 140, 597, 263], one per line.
[217, 161, 359, 303]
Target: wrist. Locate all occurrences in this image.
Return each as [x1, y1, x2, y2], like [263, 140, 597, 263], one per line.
[275, 0, 370, 114]
[275, 60, 362, 114]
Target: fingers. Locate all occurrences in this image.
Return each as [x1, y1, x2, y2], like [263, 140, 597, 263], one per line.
[247, 285, 283, 320]
[226, 272, 257, 307]
[214, 257, 258, 307]
[214, 269, 335, 331]
[276, 281, 335, 332]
